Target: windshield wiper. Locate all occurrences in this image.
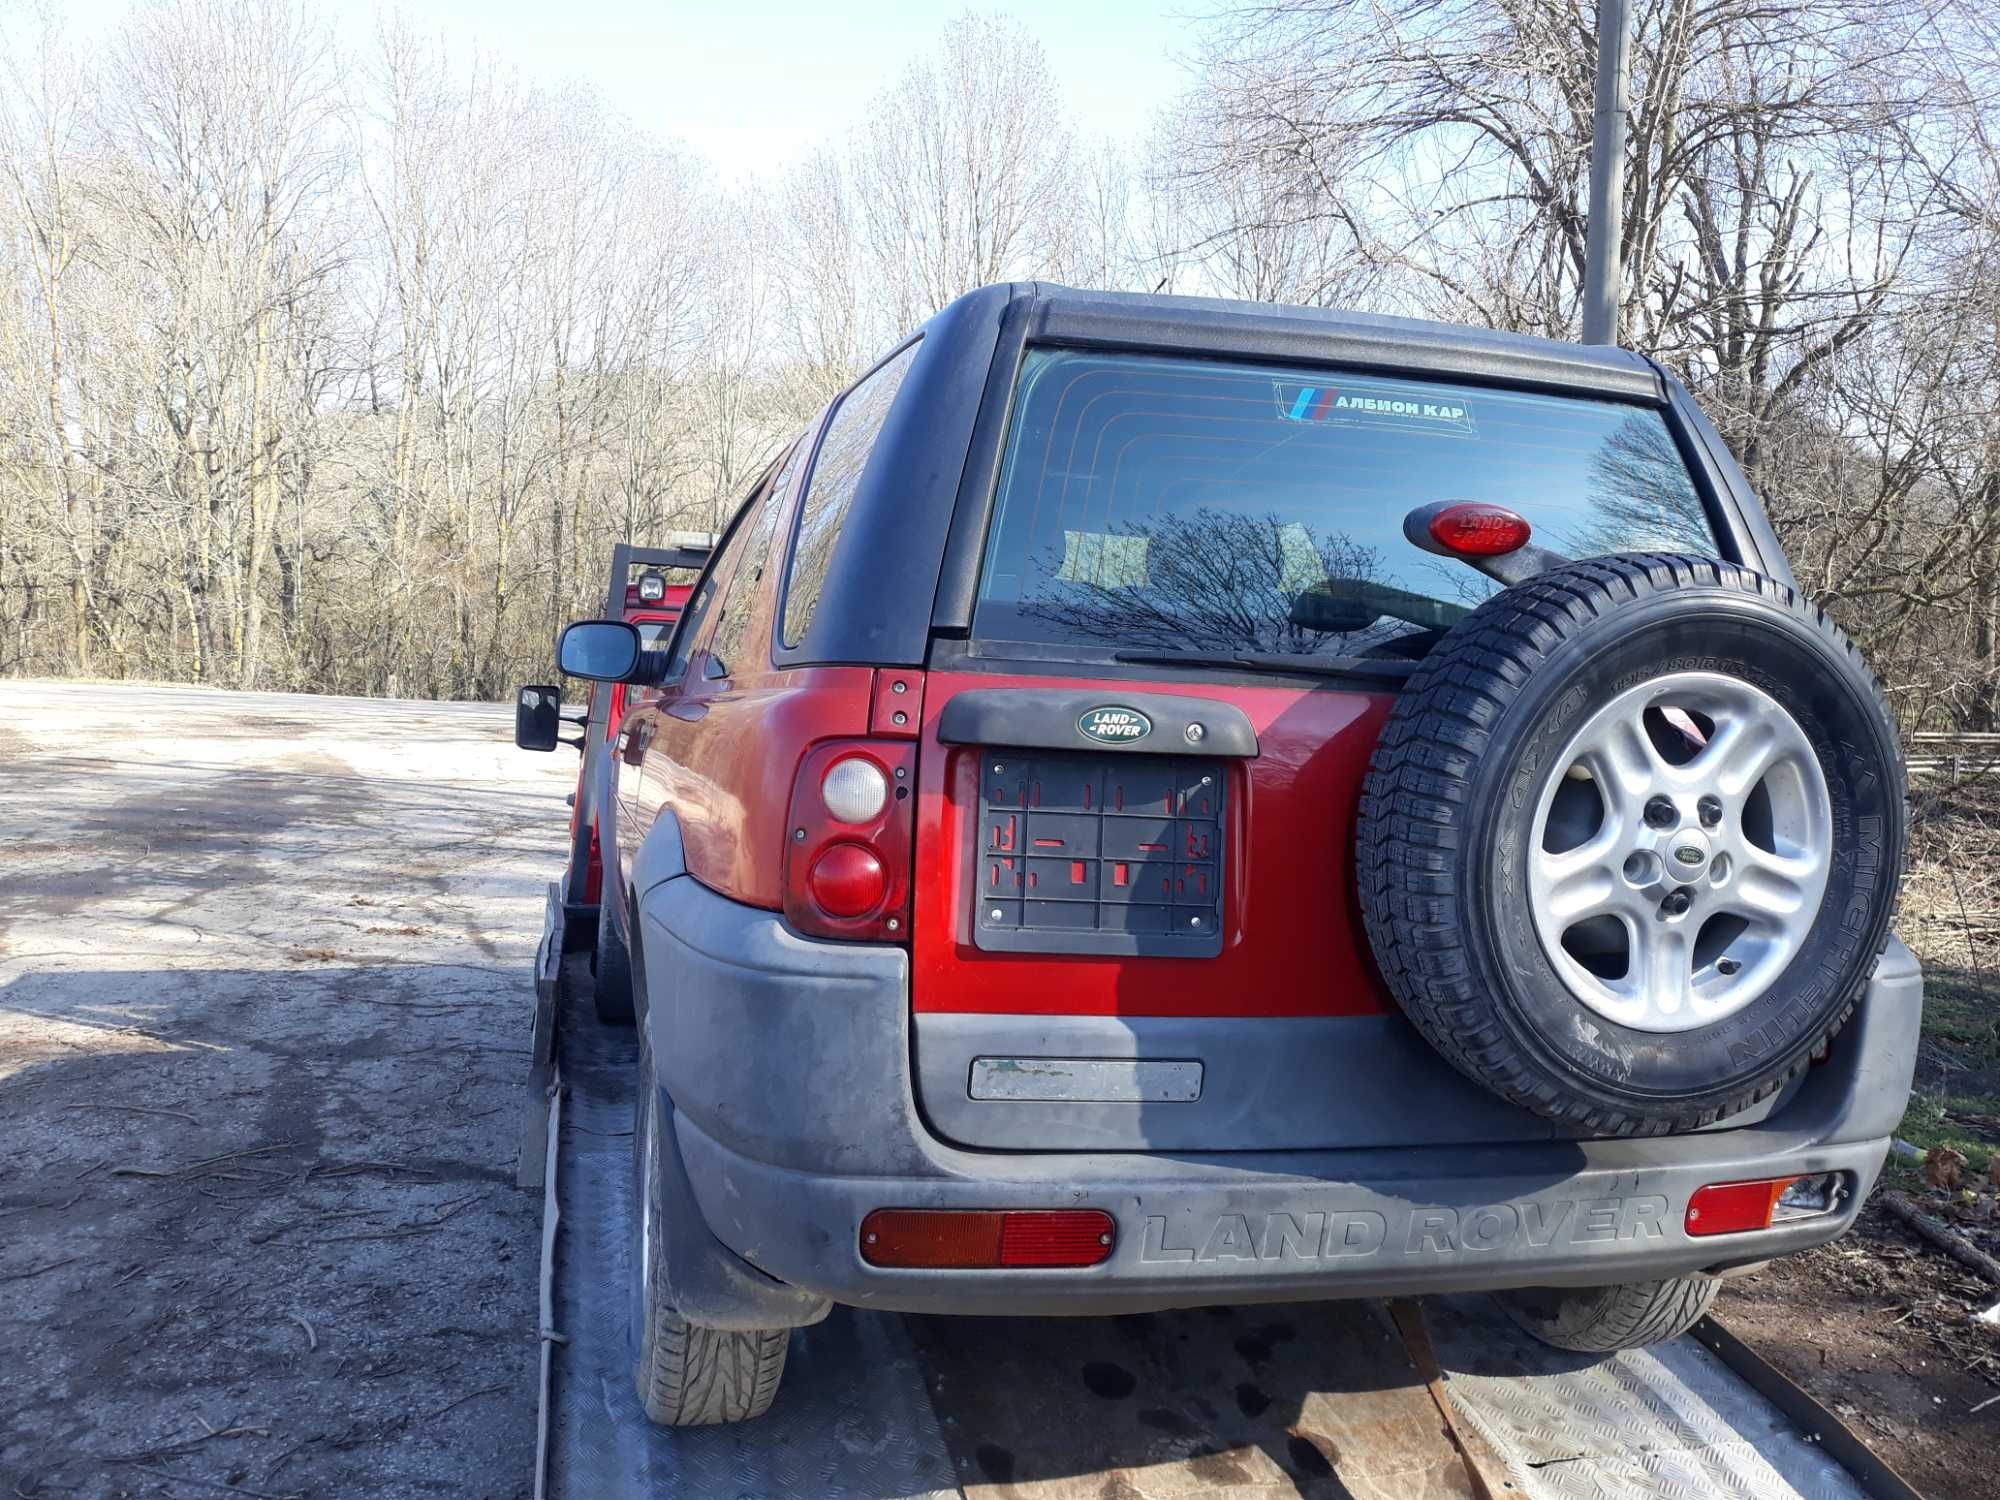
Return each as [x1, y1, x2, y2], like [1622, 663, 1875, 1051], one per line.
[1111, 649, 1417, 684]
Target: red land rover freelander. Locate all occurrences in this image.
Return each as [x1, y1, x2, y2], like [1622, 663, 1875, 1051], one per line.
[538, 284, 1915, 1426]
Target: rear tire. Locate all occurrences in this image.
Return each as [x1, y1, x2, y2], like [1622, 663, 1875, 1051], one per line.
[593, 907, 635, 1026]
[1498, 1276, 1718, 1353]
[631, 1056, 789, 1426]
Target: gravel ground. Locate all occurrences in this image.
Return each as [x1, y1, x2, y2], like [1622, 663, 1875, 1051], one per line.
[0, 681, 574, 1500]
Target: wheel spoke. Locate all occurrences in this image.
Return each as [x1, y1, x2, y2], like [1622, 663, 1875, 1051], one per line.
[1578, 714, 1662, 810]
[1536, 840, 1632, 924]
[1630, 918, 1694, 1022]
[1726, 846, 1815, 919]
[1695, 716, 1785, 797]
[1536, 848, 1621, 922]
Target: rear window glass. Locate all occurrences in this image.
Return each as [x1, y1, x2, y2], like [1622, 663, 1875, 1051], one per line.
[973, 349, 1713, 657]
[782, 341, 919, 648]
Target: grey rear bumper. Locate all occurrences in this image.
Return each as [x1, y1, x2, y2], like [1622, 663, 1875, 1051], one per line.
[638, 856, 1921, 1319]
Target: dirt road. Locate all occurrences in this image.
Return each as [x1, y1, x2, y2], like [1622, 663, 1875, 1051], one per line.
[1, 682, 573, 1499]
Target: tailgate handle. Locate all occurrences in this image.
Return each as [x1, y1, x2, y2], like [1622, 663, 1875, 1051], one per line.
[937, 690, 1257, 758]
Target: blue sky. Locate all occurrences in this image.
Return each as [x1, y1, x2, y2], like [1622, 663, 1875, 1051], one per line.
[52, 1, 1209, 184]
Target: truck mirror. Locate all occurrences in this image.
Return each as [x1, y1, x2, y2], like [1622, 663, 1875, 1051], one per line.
[515, 685, 562, 752]
[557, 620, 643, 681]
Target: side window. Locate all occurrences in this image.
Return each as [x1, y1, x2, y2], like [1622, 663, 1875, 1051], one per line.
[709, 438, 808, 676]
[781, 341, 919, 648]
[662, 469, 779, 682]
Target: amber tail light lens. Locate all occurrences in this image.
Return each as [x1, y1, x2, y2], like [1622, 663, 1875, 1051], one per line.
[1685, 1173, 1846, 1237]
[860, 1209, 1115, 1268]
[783, 739, 916, 941]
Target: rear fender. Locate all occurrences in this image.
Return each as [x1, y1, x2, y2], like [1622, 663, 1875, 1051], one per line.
[629, 805, 690, 902]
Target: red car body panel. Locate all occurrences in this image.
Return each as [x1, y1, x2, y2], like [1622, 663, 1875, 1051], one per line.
[607, 446, 886, 915]
[574, 594, 693, 905]
[621, 663, 876, 912]
[910, 670, 1398, 1019]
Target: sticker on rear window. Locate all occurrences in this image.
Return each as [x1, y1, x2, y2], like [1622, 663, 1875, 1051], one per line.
[1274, 380, 1476, 435]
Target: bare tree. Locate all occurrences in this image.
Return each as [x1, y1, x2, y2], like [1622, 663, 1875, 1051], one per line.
[1166, 0, 2000, 729]
[853, 9, 1076, 328]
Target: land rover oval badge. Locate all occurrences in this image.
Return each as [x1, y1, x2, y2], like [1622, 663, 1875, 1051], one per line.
[1078, 705, 1153, 745]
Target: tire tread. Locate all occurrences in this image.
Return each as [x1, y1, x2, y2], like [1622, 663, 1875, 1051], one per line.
[1501, 1276, 1719, 1353]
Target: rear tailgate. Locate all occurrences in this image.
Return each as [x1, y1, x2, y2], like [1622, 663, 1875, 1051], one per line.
[910, 344, 1729, 1154]
[909, 668, 1572, 1151]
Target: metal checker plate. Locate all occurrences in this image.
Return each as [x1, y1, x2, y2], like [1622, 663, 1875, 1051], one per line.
[972, 750, 1225, 957]
[1428, 1295, 1868, 1500]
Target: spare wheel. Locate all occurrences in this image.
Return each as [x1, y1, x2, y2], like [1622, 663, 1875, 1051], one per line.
[1357, 554, 1905, 1136]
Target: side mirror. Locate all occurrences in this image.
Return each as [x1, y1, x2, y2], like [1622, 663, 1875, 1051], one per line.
[515, 685, 562, 752]
[557, 620, 645, 682]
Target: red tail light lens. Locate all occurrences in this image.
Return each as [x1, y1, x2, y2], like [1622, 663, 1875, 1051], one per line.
[859, 1209, 1115, 1268]
[784, 739, 915, 941]
[1428, 502, 1532, 556]
[1685, 1177, 1799, 1236]
[999, 1212, 1118, 1267]
[808, 843, 886, 916]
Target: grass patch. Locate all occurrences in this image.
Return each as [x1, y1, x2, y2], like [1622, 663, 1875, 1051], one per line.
[1919, 968, 2000, 1061]
[1888, 954, 1999, 1179]
[1892, 1089, 2000, 1179]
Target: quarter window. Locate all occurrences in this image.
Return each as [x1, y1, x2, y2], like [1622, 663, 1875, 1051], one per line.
[782, 341, 919, 648]
[710, 439, 807, 676]
[664, 463, 782, 681]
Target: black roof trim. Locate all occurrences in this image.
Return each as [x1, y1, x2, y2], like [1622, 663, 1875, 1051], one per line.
[1019, 283, 1665, 403]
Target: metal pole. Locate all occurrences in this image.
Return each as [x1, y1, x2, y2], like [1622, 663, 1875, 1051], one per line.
[1581, 0, 1632, 345]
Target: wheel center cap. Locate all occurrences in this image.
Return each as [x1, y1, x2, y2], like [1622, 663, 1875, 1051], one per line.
[1662, 825, 1712, 882]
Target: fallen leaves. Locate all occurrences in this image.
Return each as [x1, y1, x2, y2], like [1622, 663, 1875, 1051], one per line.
[1927, 1146, 1969, 1191]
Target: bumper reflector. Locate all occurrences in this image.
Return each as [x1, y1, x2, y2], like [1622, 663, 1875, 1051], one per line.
[859, 1209, 1115, 1269]
[1686, 1172, 1847, 1237]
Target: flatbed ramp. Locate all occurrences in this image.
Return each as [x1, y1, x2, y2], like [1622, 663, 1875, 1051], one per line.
[541, 992, 1887, 1500]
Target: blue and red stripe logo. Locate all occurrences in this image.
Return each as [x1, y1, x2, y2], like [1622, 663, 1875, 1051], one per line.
[1286, 384, 1341, 421]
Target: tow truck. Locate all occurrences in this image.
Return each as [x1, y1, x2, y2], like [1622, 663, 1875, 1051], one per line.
[514, 541, 710, 1045]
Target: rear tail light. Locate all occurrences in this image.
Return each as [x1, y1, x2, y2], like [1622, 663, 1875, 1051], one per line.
[784, 739, 915, 941]
[859, 1209, 1115, 1268]
[1427, 502, 1532, 556]
[1686, 1173, 1846, 1237]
